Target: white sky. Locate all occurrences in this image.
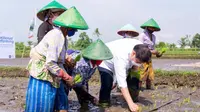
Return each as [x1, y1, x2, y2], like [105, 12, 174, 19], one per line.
[0, 0, 199, 44]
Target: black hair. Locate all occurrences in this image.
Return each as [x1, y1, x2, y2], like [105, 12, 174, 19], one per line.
[133, 44, 151, 63]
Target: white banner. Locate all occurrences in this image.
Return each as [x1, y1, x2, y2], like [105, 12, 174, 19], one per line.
[0, 32, 15, 59]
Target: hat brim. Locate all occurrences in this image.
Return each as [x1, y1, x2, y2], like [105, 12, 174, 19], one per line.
[117, 30, 139, 37]
[141, 26, 160, 31]
[37, 8, 66, 21]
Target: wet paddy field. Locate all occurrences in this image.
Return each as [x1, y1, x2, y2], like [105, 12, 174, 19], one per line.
[0, 76, 200, 112]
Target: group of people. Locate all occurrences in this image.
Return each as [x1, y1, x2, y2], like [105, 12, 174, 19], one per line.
[25, 1, 164, 112]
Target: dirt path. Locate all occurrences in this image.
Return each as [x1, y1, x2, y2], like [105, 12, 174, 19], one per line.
[1, 58, 200, 72]
[0, 77, 200, 112]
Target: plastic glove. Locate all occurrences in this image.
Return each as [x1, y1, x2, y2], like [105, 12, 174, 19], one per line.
[58, 69, 74, 87]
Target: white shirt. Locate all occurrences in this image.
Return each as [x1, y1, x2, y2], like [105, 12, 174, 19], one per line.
[99, 38, 142, 88]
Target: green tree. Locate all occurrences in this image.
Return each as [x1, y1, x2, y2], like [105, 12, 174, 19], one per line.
[68, 38, 75, 49]
[93, 28, 101, 37]
[27, 41, 33, 47]
[156, 42, 166, 48]
[192, 33, 200, 48]
[178, 35, 191, 48]
[169, 43, 176, 49]
[74, 32, 93, 50]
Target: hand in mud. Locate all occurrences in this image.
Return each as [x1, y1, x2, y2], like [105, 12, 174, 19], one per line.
[129, 103, 139, 112]
[92, 97, 99, 105]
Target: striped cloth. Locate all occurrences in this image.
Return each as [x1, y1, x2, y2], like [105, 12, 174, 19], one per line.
[25, 76, 68, 112]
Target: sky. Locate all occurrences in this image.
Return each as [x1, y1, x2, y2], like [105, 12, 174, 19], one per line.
[0, 0, 200, 44]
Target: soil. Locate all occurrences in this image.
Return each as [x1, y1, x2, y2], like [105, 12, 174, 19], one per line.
[0, 76, 200, 112]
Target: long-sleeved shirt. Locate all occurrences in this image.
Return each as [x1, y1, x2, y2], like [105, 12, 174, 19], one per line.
[71, 58, 96, 86]
[139, 30, 156, 50]
[27, 28, 68, 88]
[99, 38, 142, 88]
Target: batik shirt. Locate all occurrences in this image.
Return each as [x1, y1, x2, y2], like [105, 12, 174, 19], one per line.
[72, 58, 96, 86]
[27, 28, 68, 88]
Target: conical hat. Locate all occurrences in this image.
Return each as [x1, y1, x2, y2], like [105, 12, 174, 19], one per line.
[117, 24, 139, 37]
[82, 39, 113, 60]
[37, 1, 67, 21]
[53, 6, 89, 30]
[140, 18, 161, 31]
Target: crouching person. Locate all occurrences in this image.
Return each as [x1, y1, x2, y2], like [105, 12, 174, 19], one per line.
[64, 39, 113, 111]
[98, 38, 151, 112]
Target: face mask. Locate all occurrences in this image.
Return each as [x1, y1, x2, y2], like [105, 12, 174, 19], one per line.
[131, 60, 141, 67]
[67, 29, 76, 37]
[130, 54, 141, 67]
[124, 33, 133, 38]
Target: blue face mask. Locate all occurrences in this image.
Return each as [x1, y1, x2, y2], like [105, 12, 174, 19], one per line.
[67, 29, 77, 37]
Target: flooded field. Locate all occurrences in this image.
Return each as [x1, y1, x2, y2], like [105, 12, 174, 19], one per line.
[0, 76, 200, 112]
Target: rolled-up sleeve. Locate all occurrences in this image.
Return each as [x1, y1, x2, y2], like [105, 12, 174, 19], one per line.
[114, 57, 128, 88]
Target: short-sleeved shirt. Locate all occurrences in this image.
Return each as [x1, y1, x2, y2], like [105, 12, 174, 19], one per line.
[99, 38, 142, 88]
[139, 30, 156, 50]
[37, 21, 53, 43]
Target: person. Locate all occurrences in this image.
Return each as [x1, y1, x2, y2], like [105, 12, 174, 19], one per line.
[139, 18, 163, 89]
[98, 38, 152, 112]
[113, 24, 140, 92]
[25, 6, 89, 112]
[64, 39, 113, 111]
[36, 0, 67, 43]
[117, 24, 139, 38]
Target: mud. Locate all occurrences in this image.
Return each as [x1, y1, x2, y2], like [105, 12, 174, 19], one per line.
[0, 77, 200, 112]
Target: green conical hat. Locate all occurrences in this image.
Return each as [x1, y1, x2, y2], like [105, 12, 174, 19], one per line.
[117, 24, 139, 37]
[37, 0, 67, 21]
[140, 18, 161, 31]
[82, 39, 113, 60]
[53, 6, 89, 30]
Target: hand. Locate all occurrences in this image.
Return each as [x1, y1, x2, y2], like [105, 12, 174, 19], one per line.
[156, 52, 163, 58]
[58, 69, 74, 87]
[65, 76, 74, 87]
[91, 97, 99, 105]
[128, 103, 139, 112]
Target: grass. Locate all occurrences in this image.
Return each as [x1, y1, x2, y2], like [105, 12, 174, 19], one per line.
[0, 66, 27, 77]
[155, 69, 198, 76]
[0, 66, 198, 77]
[153, 48, 200, 59]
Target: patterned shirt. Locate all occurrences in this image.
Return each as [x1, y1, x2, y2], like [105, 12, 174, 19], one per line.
[27, 28, 68, 88]
[72, 58, 96, 86]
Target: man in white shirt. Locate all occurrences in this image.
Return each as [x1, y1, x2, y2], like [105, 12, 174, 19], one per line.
[98, 38, 151, 112]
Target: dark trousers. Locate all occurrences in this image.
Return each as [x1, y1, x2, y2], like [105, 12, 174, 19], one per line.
[99, 67, 113, 104]
[99, 67, 140, 104]
[73, 85, 95, 105]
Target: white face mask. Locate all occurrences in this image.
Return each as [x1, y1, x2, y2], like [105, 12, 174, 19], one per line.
[131, 60, 141, 67]
[124, 33, 133, 38]
[129, 54, 141, 67]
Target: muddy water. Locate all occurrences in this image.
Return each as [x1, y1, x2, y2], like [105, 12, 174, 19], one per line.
[0, 77, 200, 112]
